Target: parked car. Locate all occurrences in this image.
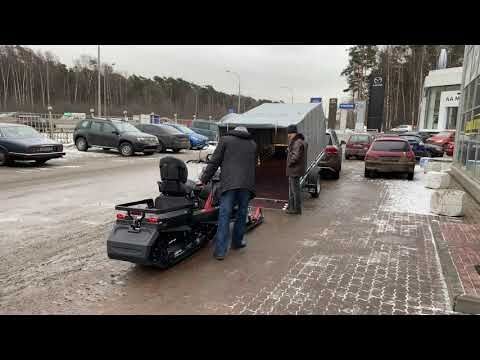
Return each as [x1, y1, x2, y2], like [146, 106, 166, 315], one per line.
[0, 123, 65, 166]
[397, 134, 430, 159]
[73, 118, 159, 156]
[426, 130, 455, 152]
[163, 123, 208, 150]
[400, 131, 444, 157]
[318, 129, 343, 179]
[135, 123, 190, 153]
[446, 141, 455, 156]
[391, 124, 412, 132]
[190, 119, 219, 141]
[417, 129, 441, 142]
[364, 136, 416, 180]
[345, 133, 374, 160]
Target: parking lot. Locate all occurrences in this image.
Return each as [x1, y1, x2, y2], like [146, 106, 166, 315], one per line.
[0, 147, 468, 314]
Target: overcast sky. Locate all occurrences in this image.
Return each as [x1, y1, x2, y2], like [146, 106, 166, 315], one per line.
[26, 45, 350, 106]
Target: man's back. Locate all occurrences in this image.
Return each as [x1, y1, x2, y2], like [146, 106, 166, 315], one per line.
[201, 128, 257, 197]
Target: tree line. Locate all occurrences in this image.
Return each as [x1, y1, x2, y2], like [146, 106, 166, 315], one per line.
[0, 45, 272, 119]
[341, 45, 465, 129]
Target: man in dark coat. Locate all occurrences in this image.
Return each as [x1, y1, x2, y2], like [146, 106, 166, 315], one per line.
[199, 126, 257, 260]
[286, 124, 306, 215]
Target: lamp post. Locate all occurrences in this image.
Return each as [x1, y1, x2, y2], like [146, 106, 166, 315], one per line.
[47, 105, 53, 138]
[281, 86, 294, 104]
[226, 69, 241, 113]
[191, 86, 199, 118]
[97, 45, 101, 117]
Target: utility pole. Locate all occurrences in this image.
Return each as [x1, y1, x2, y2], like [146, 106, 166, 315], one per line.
[103, 64, 107, 119]
[226, 70, 241, 113]
[97, 45, 101, 117]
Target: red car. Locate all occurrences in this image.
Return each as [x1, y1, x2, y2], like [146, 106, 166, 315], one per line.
[426, 130, 455, 152]
[445, 141, 455, 156]
[345, 133, 374, 160]
[364, 136, 416, 180]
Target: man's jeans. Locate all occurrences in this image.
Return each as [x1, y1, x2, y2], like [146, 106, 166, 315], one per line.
[215, 189, 250, 257]
[288, 176, 302, 213]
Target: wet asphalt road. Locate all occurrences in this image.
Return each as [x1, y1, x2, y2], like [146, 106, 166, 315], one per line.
[0, 149, 455, 314]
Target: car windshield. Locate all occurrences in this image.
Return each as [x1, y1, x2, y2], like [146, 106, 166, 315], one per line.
[349, 135, 370, 143]
[1, 126, 41, 138]
[372, 140, 409, 152]
[157, 125, 183, 135]
[173, 125, 193, 134]
[400, 136, 421, 142]
[111, 120, 140, 133]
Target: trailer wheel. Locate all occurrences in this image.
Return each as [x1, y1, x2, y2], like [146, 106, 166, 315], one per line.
[310, 172, 321, 198]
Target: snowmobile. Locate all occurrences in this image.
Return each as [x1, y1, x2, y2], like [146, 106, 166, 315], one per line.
[107, 154, 264, 268]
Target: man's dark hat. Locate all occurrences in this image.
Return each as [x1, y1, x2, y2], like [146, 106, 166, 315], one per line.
[287, 124, 298, 134]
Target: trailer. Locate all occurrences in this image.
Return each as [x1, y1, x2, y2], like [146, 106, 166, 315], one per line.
[218, 103, 327, 210]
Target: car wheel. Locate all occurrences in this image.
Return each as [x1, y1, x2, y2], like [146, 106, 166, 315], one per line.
[364, 169, 371, 178]
[407, 172, 414, 181]
[35, 159, 48, 165]
[75, 137, 88, 152]
[119, 142, 134, 157]
[0, 149, 12, 166]
[157, 142, 165, 153]
[332, 170, 340, 180]
[172, 149, 181, 153]
[103, 148, 111, 151]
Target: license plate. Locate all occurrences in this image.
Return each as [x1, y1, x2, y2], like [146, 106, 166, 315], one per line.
[42, 146, 53, 152]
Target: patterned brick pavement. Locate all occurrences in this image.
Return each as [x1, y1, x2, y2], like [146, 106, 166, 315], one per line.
[439, 224, 480, 297]
[219, 164, 458, 315]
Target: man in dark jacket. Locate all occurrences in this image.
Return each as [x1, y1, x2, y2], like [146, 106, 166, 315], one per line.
[199, 126, 257, 260]
[286, 124, 306, 215]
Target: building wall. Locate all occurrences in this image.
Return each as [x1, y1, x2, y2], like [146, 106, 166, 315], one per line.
[454, 45, 480, 184]
[418, 67, 462, 130]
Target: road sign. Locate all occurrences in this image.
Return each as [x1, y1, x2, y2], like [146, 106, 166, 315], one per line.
[339, 103, 355, 110]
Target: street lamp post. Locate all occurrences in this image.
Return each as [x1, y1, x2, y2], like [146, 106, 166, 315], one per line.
[97, 45, 101, 117]
[47, 105, 53, 138]
[191, 86, 199, 118]
[281, 86, 294, 104]
[226, 70, 241, 113]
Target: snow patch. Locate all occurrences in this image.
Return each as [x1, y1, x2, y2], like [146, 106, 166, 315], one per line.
[378, 166, 433, 215]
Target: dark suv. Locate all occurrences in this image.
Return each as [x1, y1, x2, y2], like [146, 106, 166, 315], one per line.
[318, 129, 343, 179]
[73, 118, 159, 156]
[135, 123, 190, 153]
[190, 119, 219, 141]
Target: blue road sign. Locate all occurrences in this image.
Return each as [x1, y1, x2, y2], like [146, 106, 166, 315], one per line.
[339, 103, 355, 109]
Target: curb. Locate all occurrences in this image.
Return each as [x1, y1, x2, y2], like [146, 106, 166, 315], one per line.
[429, 219, 466, 308]
[453, 295, 480, 314]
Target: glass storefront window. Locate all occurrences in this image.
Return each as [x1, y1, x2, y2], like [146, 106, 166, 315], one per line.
[475, 77, 480, 108]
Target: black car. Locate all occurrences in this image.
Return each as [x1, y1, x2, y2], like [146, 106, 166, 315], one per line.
[135, 123, 190, 153]
[401, 131, 443, 157]
[0, 123, 65, 166]
[73, 118, 159, 156]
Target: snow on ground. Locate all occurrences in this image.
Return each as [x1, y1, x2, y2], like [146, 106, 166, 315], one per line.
[378, 165, 434, 215]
